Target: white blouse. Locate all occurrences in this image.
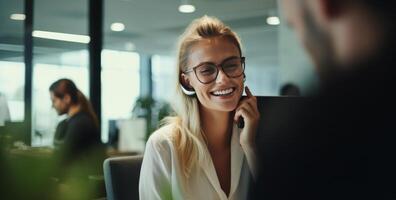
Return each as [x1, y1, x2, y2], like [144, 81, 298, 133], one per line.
[139, 124, 252, 200]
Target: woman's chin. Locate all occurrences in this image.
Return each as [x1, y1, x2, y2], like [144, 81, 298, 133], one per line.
[214, 103, 238, 112]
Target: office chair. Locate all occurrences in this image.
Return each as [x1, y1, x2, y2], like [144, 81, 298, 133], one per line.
[103, 155, 143, 200]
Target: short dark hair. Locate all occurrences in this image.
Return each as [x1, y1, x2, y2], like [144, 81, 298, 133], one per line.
[358, 0, 396, 17]
[357, 0, 396, 37]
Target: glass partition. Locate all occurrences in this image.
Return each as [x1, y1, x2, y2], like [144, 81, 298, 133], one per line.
[31, 0, 89, 146]
[0, 0, 25, 125]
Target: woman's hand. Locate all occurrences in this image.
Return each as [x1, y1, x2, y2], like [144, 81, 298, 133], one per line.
[234, 86, 260, 148]
[234, 86, 260, 178]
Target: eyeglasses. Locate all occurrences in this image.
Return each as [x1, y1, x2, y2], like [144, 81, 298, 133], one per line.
[183, 57, 245, 84]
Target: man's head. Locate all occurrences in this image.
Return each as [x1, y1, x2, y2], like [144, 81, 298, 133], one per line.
[49, 79, 79, 115]
[279, 0, 396, 78]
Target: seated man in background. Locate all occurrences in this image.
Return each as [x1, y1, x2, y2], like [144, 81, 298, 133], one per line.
[255, 0, 396, 199]
[50, 79, 105, 184]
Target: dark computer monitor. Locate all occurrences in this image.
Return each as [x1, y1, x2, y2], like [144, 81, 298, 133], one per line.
[108, 119, 119, 148]
[256, 96, 309, 136]
[0, 121, 28, 146]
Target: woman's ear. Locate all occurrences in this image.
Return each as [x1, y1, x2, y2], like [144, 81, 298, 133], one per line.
[180, 73, 196, 96]
[180, 73, 193, 90]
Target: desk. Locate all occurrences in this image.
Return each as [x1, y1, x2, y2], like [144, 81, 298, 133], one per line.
[8, 146, 54, 158]
[2, 147, 57, 199]
[3, 147, 106, 199]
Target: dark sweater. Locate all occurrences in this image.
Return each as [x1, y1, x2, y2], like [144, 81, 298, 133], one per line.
[54, 111, 105, 177]
[254, 41, 396, 199]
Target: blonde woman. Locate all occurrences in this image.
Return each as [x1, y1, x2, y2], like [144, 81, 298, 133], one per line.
[139, 16, 259, 200]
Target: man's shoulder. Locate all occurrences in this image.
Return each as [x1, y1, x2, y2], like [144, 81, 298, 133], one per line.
[68, 112, 93, 126]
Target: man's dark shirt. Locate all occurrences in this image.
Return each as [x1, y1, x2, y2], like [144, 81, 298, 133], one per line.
[254, 42, 396, 199]
[54, 111, 105, 177]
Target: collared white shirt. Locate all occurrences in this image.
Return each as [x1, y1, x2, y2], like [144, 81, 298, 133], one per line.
[139, 124, 252, 200]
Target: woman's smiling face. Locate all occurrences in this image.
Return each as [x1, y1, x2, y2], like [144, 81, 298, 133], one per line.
[182, 36, 244, 112]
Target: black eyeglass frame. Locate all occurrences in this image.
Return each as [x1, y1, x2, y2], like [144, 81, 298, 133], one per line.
[182, 56, 246, 84]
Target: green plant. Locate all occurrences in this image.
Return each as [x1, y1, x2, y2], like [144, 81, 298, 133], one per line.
[132, 96, 173, 141]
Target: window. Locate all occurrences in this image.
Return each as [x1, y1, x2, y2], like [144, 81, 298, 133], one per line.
[152, 55, 176, 102]
[32, 51, 89, 146]
[0, 0, 25, 125]
[0, 61, 25, 123]
[31, 0, 89, 146]
[101, 50, 140, 143]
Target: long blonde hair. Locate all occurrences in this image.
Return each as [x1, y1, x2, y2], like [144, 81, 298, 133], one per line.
[162, 16, 243, 178]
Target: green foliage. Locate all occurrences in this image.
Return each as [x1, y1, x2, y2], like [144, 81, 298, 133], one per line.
[132, 96, 173, 141]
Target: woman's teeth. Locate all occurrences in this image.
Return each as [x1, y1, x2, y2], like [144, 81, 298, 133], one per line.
[212, 88, 234, 96]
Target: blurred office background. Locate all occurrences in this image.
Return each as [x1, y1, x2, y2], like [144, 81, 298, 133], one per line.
[0, 0, 316, 149]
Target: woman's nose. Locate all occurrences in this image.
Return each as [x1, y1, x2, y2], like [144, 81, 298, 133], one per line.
[215, 68, 229, 83]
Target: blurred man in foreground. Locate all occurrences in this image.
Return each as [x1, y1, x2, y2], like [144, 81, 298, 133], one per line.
[255, 0, 396, 199]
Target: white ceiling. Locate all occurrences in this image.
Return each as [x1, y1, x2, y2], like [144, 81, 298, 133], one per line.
[0, 0, 279, 68]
